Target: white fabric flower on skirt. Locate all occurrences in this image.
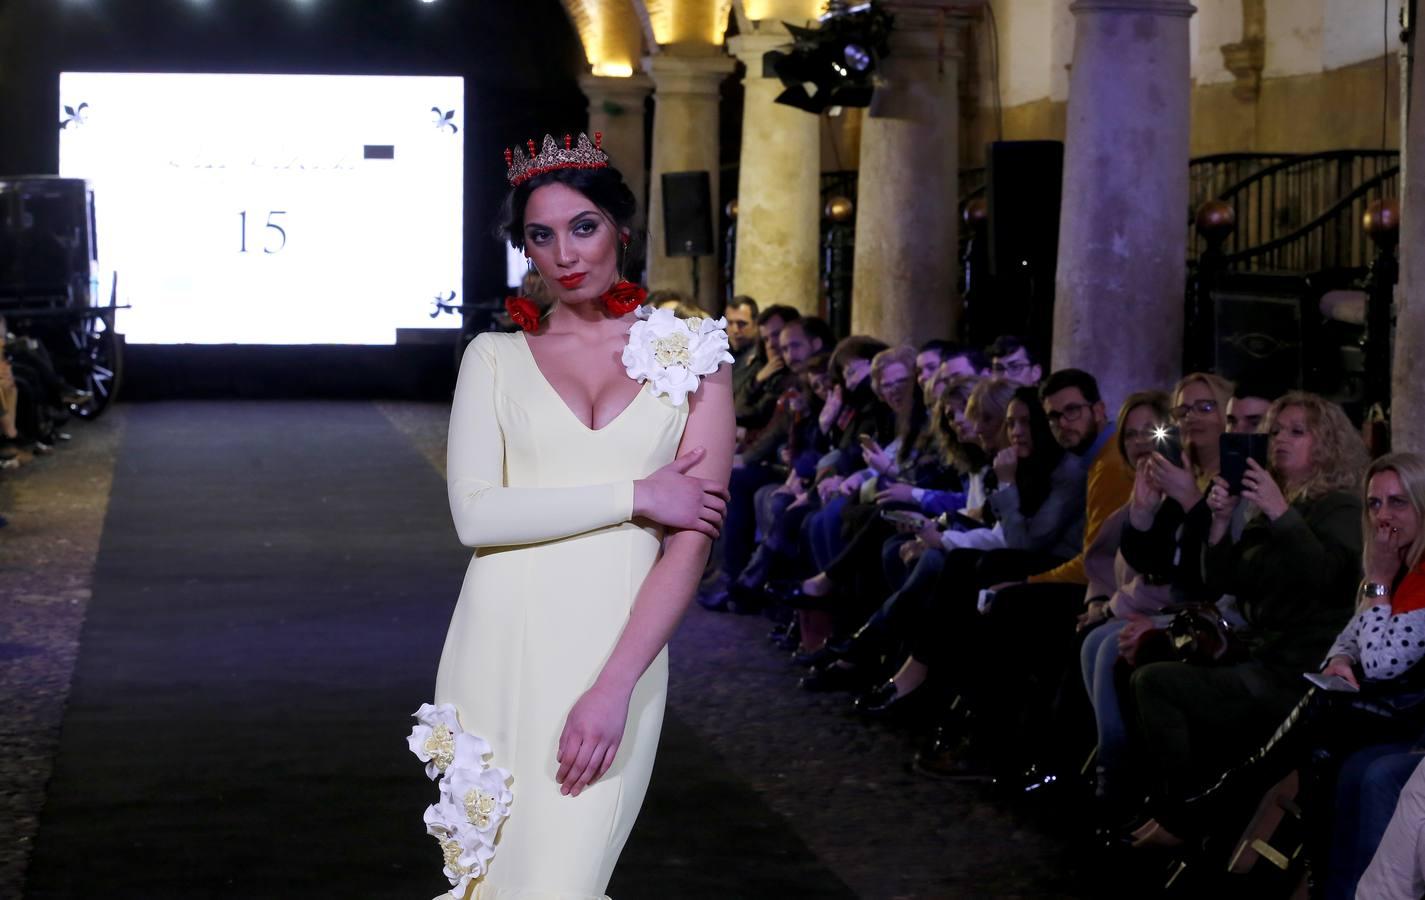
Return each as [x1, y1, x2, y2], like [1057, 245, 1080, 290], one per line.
[440, 763, 514, 837]
[621, 306, 734, 407]
[423, 800, 497, 893]
[407, 702, 491, 780]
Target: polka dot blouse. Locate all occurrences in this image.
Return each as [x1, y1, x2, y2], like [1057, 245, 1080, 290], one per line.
[1326, 567, 1425, 683]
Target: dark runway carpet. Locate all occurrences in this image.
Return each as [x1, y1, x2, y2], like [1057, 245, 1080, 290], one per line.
[24, 402, 852, 900]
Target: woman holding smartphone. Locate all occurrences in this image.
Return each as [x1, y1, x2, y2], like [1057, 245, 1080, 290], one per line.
[1126, 392, 1366, 848]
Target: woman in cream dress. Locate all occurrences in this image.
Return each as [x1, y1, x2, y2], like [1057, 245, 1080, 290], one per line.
[414, 135, 734, 900]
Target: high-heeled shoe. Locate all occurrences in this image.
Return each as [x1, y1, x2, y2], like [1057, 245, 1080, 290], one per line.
[798, 661, 870, 693]
[855, 680, 940, 724]
[764, 578, 840, 611]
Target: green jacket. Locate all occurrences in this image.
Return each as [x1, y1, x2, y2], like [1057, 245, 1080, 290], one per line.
[1205, 490, 1363, 673]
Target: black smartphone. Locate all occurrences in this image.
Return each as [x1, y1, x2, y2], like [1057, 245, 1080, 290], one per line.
[1220, 433, 1269, 494]
[1154, 425, 1184, 468]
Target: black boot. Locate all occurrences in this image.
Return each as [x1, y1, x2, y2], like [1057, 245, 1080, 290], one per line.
[1180, 688, 1322, 822]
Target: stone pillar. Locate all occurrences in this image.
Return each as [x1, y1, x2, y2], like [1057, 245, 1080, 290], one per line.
[578, 72, 653, 223]
[1052, 0, 1195, 410]
[643, 52, 736, 311]
[727, 31, 821, 315]
[1392, 18, 1425, 453]
[850, 1, 975, 345]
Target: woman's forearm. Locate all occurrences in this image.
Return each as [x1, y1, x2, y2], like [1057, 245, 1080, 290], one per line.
[593, 530, 711, 696]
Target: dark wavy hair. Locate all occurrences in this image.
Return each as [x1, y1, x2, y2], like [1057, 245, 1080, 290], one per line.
[1008, 385, 1065, 515]
[498, 166, 638, 251]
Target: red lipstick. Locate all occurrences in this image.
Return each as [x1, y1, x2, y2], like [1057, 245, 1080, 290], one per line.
[556, 272, 587, 289]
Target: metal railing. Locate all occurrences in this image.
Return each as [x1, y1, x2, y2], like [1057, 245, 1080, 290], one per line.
[1190, 149, 1399, 271]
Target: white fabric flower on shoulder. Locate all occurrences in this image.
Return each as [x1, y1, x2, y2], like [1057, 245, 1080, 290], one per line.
[621, 306, 734, 407]
[407, 702, 491, 780]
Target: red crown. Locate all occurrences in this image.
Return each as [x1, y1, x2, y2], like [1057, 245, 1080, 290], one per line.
[504, 132, 608, 187]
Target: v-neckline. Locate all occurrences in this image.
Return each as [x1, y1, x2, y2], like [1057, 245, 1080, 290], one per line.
[517, 331, 645, 433]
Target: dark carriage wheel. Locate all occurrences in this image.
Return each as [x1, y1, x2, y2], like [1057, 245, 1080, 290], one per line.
[70, 312, 123, 419]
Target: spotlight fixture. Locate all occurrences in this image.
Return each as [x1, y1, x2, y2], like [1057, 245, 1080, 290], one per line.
[764, 0, 892, 114]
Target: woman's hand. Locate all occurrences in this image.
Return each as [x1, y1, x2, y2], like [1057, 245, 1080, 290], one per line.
[816, 475, 844, 503]
[1205, 476, 1239, 546]
[993, 447, 1019, 485]
[875, 482, 916, 505]
[556, 684, 631, 797]
[1148, 452, 1201, 510]
[900, 538, 926, 564]
[1366, 520, 1408, 585]
[915, 519, 943, 550]
[1116, 616, 1157, 666]
[1321, 655, 1360, 690]
[633, 447, 729, 538]
[1128, 458, 1163, 530]
[839, 470, 869, 496]
[860, 436, 892, 474]
[818, 384, 844, 432]
[1077, 599, 1110, 632]
[1240, 458, 1289, 521]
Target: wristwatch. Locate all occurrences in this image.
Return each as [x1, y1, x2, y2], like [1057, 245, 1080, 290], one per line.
[1362, 582, 1391, 601]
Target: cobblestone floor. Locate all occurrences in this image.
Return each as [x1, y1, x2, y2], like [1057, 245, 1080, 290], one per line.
[378, 400, 1084, 900]
[0, 411, 125, 898]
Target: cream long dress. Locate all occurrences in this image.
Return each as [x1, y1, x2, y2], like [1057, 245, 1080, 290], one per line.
[431, 330, 690, 900]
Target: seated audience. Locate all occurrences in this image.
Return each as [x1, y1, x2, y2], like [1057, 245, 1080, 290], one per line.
[1127, 392, 1368, 847]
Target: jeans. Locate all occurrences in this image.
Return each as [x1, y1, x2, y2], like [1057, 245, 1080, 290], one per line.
[1327, 743, 1422, 900]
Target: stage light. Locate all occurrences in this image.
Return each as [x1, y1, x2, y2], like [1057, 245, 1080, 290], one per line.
[765, 1, 892, 114]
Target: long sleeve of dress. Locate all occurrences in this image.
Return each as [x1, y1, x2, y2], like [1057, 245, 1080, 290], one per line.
[446, 335, 635, 548]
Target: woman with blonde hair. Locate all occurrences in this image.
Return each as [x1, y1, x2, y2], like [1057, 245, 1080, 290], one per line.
[1124, 391, 1367, 848]
[1174, 452, 1425, 898]
[1116, 372, 1235, 650]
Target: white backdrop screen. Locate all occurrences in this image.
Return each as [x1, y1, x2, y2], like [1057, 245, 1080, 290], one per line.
[58, 73, 464, 345]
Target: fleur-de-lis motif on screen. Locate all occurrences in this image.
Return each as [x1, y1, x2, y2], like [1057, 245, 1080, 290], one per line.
[432, 107, 458, 134]
[60, 102, 89, 129]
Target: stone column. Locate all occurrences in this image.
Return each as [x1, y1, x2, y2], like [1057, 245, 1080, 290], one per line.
[850, 1, 976, 345]
[727, 31, 821, 315]
[1392, 17, 1425, 453]
[643, 52, 736, 311]
[1052, 0, 1195, 410]
[578, 72, 653, 223]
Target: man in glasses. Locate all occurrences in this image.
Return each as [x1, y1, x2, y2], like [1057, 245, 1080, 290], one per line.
[986, 334, 1043, 386]
[1031, 369, 1133, 581]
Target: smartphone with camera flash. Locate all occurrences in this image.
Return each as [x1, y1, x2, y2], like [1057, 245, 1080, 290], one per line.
[1154, 425, 1184, 468]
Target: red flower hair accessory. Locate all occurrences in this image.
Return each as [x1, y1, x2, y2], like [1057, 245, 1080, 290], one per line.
[505, 296, 540, 333]
[601, 281, 647, 316]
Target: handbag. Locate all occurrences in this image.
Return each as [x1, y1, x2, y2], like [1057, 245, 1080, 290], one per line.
[1166, 603, 1245, 665]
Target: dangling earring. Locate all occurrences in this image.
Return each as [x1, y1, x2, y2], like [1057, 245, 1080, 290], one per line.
[505, 255, 540, 333]
[601, 232, 646, 316]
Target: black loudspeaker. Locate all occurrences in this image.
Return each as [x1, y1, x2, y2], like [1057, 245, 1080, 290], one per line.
[981, 141, 1063, 348]
[1210, 289, 1304, 388]
[661, 171, 713, 257]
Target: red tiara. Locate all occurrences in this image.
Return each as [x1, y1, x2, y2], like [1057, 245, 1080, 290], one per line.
[504, 132, 608, 187]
